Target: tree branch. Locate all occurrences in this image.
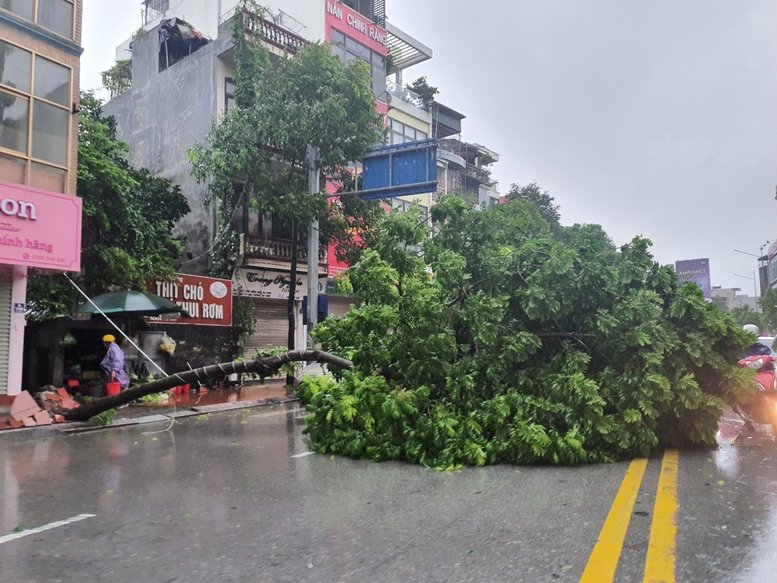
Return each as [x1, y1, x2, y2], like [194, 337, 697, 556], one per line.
[62, 350, 352, 422]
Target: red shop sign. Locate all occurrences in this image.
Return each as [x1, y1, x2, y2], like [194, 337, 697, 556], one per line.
[148, 274, 233, 326]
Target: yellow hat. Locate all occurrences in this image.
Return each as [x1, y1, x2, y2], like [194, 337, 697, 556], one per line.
[102, 334, 115, 342]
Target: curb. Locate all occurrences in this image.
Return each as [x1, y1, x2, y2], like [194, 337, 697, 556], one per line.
[0, 397, 301, 444]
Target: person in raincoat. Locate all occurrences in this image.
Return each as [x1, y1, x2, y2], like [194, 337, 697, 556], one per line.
[101, 335, 130, 388]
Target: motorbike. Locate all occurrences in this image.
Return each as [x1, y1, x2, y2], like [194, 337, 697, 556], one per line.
[733, 354, 777, 442]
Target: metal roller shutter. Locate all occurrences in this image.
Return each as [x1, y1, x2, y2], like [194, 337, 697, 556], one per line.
[0, 266, 12, 395]
[243, 299, 290, 357]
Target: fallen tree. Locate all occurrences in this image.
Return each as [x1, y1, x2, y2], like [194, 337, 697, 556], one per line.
[298, 196, 754, 468]
[63, 350, 352, 422]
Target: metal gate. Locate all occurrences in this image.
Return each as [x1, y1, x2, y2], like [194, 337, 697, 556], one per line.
[243, 299, 289, 357]
[0, 266, 12, 395]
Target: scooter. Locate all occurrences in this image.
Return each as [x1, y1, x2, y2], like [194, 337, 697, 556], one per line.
[733, 355, 777, 443]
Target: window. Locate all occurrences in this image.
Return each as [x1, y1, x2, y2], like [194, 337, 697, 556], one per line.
[34, 56, 69, 105]
[0, 39, 31, 92]
[225, 77, 236, 113]
[32, 100, 68, 165]
[0, 0, 75, 39]
[0, 0, 34, 21]
[388, 119, 427, 145]
[0, 89, 29, 153]
[143, 0, 169, 25]
[0, 39, 72, 192]
[330, 28, 386, 98]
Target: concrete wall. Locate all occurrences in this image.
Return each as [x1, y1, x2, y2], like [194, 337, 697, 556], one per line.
[104, 28, 234, 275]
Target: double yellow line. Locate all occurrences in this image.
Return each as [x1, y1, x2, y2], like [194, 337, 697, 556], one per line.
[580, 450, 679, 583]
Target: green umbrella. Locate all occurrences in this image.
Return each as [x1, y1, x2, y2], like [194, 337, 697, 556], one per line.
[75, 291, 189, 318]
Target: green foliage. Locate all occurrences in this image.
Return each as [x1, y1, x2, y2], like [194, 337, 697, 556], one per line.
[298, 196, 753, 467]
[91, 408, 117, 426]
[759, 288, 777, 333]
[233, 294, 257, 347]
[507, 182, 561, 230]
[26, 93, 190, 320]
[100, 59, 132, 99]
[728, 304, 766, 331]
[407, 77, 439, 112]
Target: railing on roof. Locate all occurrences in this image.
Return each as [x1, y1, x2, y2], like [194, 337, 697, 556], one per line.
[240, 10, 309, 54]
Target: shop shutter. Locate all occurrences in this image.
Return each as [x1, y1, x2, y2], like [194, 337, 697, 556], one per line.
[243, 299, 290, 357]
[0, 266, 13, 395]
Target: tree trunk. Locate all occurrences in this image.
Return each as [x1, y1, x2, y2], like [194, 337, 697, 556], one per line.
[287, 220, 299, 388]
[62, 350, 352, 422]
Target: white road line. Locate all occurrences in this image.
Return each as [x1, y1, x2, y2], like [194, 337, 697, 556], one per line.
[291, 451, 315, 458]
[0, 514, 96, 545]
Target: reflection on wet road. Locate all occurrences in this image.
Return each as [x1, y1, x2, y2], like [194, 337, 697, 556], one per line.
[1, 406, 777, 582]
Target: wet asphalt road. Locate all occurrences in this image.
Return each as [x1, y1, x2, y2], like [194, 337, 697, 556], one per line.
[1, 406, 777, 582]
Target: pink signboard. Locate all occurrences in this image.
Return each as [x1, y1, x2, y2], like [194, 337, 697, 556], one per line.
[325, 1, 387, 56]
[0, 181, 82, 272]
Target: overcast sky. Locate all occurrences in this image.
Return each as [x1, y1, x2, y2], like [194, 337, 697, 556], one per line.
[82, 1, 777, 293]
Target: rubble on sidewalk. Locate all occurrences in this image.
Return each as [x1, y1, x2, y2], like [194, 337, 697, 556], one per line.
[0, 389, 79, 430]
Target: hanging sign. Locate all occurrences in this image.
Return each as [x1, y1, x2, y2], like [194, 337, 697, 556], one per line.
[148, 274, 233, 326]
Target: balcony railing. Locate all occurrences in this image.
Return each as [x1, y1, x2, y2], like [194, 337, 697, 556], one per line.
[241, 234, 327, 265]
[241, 10, 308, 54]
[386, 79, 425, 110]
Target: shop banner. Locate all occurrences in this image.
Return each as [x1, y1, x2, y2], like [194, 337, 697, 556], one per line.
[675, 258, 712, 299]
[0, 181, 81, 271]
[233, 268, 326, 300]
[325, 1, 387, 54]
[148, 274, 232, 326]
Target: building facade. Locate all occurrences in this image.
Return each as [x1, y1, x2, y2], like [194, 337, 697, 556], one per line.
[0, 0, 83, 395]
[105, 0, 499, 353]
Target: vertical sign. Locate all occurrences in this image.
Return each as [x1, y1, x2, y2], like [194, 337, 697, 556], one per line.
[675, 258, 712, 299]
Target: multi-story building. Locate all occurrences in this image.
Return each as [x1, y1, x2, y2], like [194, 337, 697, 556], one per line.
[0, 0, 83, 396]
[711, 286, 759, 312]
[104, 0, 499, 352]
[104, 0, 434, 351]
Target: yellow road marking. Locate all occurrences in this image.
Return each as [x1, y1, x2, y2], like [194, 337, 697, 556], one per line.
[643, 450, 679, 583]
[579, 458, 648, 583]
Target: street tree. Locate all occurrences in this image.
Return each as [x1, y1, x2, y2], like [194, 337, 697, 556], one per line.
[298, 195, 753, 467]
[26, 92, 189, 319]
[507, 182, 561, 231]
[190, 1, 384, 354]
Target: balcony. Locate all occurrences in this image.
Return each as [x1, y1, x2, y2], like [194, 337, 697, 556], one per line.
[386, 79, 425, 109]
[240, 234, 328, 272]
[238, 10, 309, 54]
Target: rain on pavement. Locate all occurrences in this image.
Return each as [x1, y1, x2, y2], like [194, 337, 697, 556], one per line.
[2, 406, 777, 582]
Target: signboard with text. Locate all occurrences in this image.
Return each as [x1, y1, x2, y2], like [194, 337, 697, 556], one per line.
[675, 258, 712, 299]
[148, 274, 232, 326]
[0, 181, 81, 271]
[325, 1, 387, 55]
[233, 268, 326, 300]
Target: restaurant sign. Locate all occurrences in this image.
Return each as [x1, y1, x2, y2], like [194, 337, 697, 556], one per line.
[232, 268, 326, 300]
[148, 274, 233, 326]
[0, 180, 82, 271]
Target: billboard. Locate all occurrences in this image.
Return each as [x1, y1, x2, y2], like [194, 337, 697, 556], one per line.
[675, 258, 712, 299]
